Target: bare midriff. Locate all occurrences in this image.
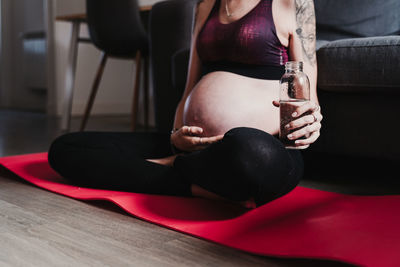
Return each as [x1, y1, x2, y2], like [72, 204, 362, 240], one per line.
[183, 71, 280, 137]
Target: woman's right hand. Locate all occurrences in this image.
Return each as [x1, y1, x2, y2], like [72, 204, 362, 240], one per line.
[171, 126, 224, 152]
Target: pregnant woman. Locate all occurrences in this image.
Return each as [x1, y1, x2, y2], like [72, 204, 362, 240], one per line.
[48, 0, 323, 208]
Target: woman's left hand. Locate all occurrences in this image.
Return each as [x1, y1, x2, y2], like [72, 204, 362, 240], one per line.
[273, 100, 323, 148]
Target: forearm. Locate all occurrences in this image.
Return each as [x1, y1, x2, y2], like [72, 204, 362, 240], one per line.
[292, 0, 319, 105]
[172, 54, 202, 131]
[171, 1, 209, 132]
[310, 89, 319, 106]
[305, 64, 319, 105]
[173, 100, 185, 130]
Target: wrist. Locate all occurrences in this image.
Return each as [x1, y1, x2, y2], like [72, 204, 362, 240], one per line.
[170, 128, 183, 154]
[170, 128, 179, 134]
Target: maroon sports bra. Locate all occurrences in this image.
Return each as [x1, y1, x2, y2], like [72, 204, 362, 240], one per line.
[196, 0, 289, 80]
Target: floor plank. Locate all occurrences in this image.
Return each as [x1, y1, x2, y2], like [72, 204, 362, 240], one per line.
[0, 172, 351, 267]
[0, 109, 377, 266]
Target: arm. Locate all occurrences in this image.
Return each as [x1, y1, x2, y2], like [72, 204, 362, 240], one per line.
[173, 0, 212, 130]
[289, 0, 318, 104]
[281, 0, 322, 148]
[170, 0, 223, 152]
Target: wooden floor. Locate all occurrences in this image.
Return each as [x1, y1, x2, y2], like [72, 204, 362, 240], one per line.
[1, 109, 398, 266]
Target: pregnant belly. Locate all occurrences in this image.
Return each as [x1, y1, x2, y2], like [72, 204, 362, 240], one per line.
[183, 72, 280, 137]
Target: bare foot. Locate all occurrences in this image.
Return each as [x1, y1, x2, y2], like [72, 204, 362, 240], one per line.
[239, 198, 257, 209]
[146, 155, 178, 166]
[146, 160, 258, 209]
[191, 184, 257, 209]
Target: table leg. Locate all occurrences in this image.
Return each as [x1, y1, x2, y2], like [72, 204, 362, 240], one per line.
[60, 21, 80, 131]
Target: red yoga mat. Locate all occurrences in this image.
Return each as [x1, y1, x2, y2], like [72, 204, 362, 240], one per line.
[1, 153, 399, 267]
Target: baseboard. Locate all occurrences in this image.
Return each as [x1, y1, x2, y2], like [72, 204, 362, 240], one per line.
[68, 101, 155, 126]
[70, 102, 131, 116]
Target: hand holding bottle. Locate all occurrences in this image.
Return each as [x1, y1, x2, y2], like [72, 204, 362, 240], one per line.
[277, 61, 322, 149]
[273, 100, 322, 149]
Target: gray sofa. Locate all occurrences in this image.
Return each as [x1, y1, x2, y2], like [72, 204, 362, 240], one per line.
[313, 0, 400, 162]
[149, 0, 400, 164]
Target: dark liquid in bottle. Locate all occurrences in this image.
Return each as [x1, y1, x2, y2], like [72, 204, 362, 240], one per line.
[279, 100, 311, 149]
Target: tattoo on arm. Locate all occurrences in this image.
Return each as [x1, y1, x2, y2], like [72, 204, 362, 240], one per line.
[295, 0, 317, 66]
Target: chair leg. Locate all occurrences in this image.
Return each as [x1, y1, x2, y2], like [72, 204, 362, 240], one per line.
[143, 55, 149, 131]
[131, 50, 142, 131]
[80, 52, 108, 131]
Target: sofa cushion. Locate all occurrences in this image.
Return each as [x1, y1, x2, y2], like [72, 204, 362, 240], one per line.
[315, 0, 400, 41]
[317, 36, 400, 92]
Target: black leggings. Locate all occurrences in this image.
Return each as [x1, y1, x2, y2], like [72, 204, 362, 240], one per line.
[48, 127, 303, 206]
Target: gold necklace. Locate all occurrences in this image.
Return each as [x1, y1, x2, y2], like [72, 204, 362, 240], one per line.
[225, 0, 233, 17]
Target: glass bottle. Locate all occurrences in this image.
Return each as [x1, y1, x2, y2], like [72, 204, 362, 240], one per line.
[279, 61, 310, 149]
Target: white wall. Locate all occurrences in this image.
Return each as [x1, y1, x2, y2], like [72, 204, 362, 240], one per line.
[53, 0, 163, 124]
